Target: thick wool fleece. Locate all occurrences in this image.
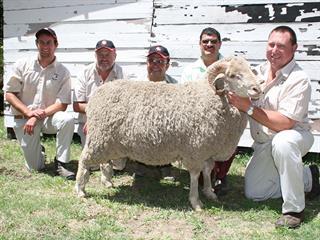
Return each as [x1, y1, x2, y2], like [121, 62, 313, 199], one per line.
[82, 79, 247, 172]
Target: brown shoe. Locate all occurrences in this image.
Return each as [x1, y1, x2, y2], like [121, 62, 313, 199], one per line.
[54, 157, 75, 180]
[275, 211, 304, 229]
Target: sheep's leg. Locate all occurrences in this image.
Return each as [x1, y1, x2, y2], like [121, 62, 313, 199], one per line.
[75, 160, 90, 197]
[202, 159, 217, 201]
[100, 161, 114, 188]
[189, 170, 203, 211]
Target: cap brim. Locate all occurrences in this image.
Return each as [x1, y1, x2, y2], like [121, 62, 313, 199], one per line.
[36, 29, 57, 39]
[147, 52, 169, 59]
[95, 47, 116, 51]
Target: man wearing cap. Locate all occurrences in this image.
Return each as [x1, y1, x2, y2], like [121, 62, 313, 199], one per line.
[4, 28, 75, 180]
[73, 39, 126, 170]
[180, 27, 235, 195]
[146, 45, 177, 83]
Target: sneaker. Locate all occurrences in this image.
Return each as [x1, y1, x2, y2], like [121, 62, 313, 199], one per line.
[159, 164, 175, 181]
[307, 164, 320, 200]
[214, 176, 229, 196]
[54, 157, 76, 180]
[275, 211, 304, 229]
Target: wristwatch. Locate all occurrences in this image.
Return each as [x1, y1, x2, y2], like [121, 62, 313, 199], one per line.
[246, 105, 254, 116]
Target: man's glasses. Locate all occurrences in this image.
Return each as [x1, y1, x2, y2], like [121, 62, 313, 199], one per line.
[148, 58, 168, 65]
[201, 39, 219, 45]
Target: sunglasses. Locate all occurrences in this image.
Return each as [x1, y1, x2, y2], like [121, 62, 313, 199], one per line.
[201, 39, 220, 45]
[148, 58, 168, 65]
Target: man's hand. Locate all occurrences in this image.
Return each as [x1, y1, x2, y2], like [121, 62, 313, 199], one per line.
[26, 109, 47, 120]
[23, 116, 38, 135]
[227, 92, 251, 112]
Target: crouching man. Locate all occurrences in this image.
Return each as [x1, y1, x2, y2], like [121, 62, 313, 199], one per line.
[228, 25, 319, 228]
[4, 28, 75, 180]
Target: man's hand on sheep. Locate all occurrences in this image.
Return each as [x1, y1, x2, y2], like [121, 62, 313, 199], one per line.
[227, 92, 251, 113]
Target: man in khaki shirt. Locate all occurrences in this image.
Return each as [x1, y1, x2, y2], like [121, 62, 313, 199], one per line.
[4, 28, 75, 180]
[228, 26, 318, 228]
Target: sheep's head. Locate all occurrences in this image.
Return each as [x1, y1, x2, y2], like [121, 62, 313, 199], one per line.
[206, 56, 262, 99]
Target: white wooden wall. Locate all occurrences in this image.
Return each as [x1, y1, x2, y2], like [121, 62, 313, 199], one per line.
[3, 0, 320, 152]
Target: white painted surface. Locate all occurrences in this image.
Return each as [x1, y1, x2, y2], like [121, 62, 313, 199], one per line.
[3, 0, 320, 152]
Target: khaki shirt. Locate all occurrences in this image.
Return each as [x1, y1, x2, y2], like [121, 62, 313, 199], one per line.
[73, 62, 123, 122]
[4, 57, 71, 115]
[250, 59, 312, 143]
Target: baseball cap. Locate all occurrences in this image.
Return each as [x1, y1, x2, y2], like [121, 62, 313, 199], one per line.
[35, 28, 57, 40]
[147, 45, 170, 59]
[95, 39, 116, 51]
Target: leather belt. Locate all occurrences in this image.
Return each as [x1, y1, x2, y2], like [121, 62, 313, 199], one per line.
[14, 115, 24, 119]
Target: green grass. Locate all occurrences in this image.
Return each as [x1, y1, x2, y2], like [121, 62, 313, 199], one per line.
[0, 116, 320, 240]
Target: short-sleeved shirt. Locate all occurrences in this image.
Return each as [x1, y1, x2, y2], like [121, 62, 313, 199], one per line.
[4, 57, 71, 116]
[179, 54, 223, 83]
[73, 62, 123, 122]
[250, 58, 312, 143]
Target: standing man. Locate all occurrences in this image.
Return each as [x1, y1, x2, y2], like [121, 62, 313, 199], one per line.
[4, 28, 75, 180]
[228, 26, 319, 228]
[73, 39, 124, 147]
[180, 27, 235, 194]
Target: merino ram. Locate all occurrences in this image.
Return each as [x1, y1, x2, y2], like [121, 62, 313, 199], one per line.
[75, 56, 262, 211]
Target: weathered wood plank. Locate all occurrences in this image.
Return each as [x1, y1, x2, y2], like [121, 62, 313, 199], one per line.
[4, 1, 152, 25]
[151, 23, 320, 42]
[153, 2, 320, 25]
[154, 0, 318, 6]
[4, 18, 152, 39]
[3, 0, 139, 10]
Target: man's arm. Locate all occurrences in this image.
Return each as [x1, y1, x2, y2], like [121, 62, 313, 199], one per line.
[5, 92, 46, 119]
[227, 92, 296, 132]
[73, 102, 87, 114]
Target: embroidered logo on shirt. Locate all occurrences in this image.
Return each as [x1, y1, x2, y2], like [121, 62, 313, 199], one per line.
[52, 73, 59, 81]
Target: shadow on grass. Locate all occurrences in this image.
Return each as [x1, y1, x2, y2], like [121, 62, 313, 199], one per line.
[83, 163, 319, 225]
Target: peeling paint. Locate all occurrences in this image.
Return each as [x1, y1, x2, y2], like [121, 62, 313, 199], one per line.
[226, 2, 320, 23]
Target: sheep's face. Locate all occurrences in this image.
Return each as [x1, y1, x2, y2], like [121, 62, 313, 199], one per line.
[213, 57, 263, 99]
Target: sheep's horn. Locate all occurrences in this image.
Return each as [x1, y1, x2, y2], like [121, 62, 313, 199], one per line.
[206, 59, 229, 94]
[206, 59, 229, 86]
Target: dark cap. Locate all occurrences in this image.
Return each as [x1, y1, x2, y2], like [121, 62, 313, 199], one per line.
[35, 28, 57, 40]
[95, 39, 116, 51]
[147, 45, 170, 59]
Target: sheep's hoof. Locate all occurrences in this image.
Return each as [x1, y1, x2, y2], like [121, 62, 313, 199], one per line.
[203, 188, 218, 201]
[101, 177, 113, 188]
[74, 184, 87, 198]
[191, 200, 203, 211]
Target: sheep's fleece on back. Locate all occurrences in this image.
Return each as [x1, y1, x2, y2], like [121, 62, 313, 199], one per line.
[84, 79, 247, 171]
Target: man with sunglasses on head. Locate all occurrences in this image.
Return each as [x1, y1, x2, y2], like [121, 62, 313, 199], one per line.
[73, 39, 126, 171]
[180, 27, 235, 196]
[4, 28, 75, 180]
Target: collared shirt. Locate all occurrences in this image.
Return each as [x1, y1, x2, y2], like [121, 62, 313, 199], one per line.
[4, 56, 71, 115]
[250, 58, 312, 143]
[73, 62, 123, 122]
[179, 53, 223, 83]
